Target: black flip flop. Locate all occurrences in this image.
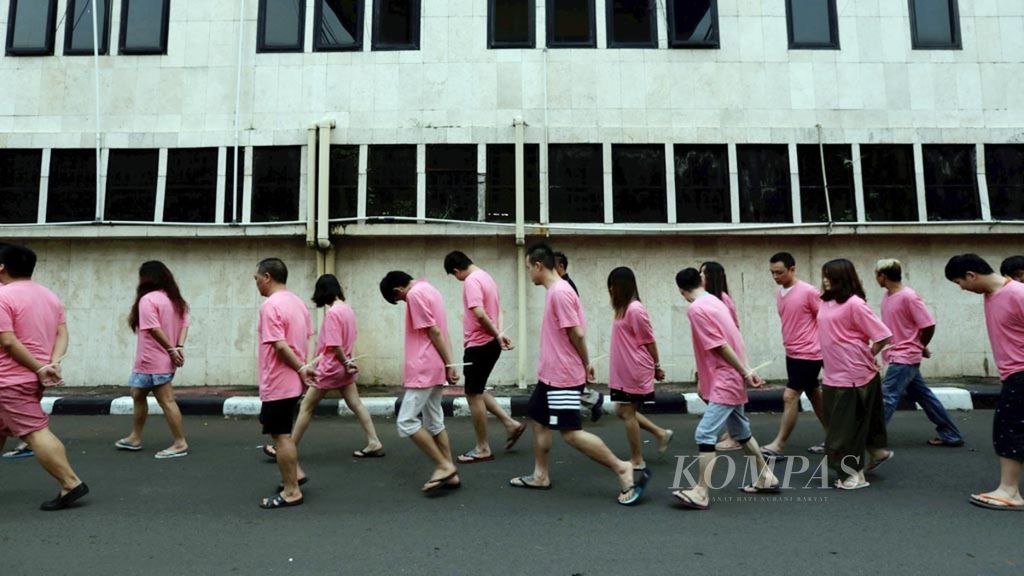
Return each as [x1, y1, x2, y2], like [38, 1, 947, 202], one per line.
[260, 492, 304, 509]
[40, 482, 89, 511]
[672, 490, 709, 511]
[261, 444, 277, 460]
[505, 423, 528, 450]
[422, 471, 458, 493]
[739, 484, 782, 494]
[353, 447, 386, 458]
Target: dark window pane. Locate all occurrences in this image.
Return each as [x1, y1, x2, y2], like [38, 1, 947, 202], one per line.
[120, 0, 168, 54]
[861, 144, 918, 222]
[986, 145, 1024, 221]
[923, 145, 979, 221]
[6, 0, 57, 55]
[612, 145, 666, 223]
[251, 146, 301, 222]
[105, 149, 157, 221]
[911, 0, 960, 48]
[787, 0, 838, 48]
[489, 0, 533, 48]
[328, 145, 359, 219]
[426, 145, 478, 221]
[667, 0, 718, 47]
[258, 0, 304, 52]
[0, 150, 42, 224]
[674, 145, 730, 223]
[797, 144, 856, 223]
[737, 145, 792, 223]
[316, 0, 362, 50]
[608, 0, 656, 48]
[372, 0, 420, 49]
[367, 145, 416, 218]
[65, 0, 111, 55]
[485, 144, 540, 223]
[47, 150, 96, 222]
[548, 0, 595, 48]
[225, 148, 246, 223]
[549, 144, 603, 223]
[164, 148, 218, 223]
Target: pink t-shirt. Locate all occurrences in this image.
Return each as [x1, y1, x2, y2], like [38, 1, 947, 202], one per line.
[687, 294, 748, 405]
[880, 287, 935, 365]
[720, 292, 739, 328]
[777, 280, 823, 361]
[0, 281, 65, 387]
[315, 302, 358, 388]
[983, 280, 1024, 381]
[133, 290, 190, 374]
[463, 269, 501, 348]
[258, 290, 312, 401]
[609, 300, 657, 394]
[538, 279, 588, 388]
[817, 296, 892, 388]
[404, 280, 450, 389]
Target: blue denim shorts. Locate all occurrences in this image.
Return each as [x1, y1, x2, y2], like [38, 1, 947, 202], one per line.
[129, 372, 175, 389]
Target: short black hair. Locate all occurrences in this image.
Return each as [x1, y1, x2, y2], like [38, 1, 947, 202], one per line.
[553, 251, 568, 270]
[0, 243, 37, 279]
[443, 251, 473, 275]
[379, 271, 413, 304]
[257, 257, 288, 284]
[1000, 255, 1024, 278]
[528, 243, 556, 270]
[944, 254, 994, 282]
[675, 268, 702, 291]
[770, 252, 796, 269]
[312, 274, 345, 307]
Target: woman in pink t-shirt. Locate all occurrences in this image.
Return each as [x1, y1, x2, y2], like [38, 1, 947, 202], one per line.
[607, 268, 674, 475]
[116, 261, 190, 459]
[700, 261, 742, 451]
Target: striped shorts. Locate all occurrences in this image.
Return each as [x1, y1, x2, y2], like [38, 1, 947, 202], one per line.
[526, 382, 584, 431]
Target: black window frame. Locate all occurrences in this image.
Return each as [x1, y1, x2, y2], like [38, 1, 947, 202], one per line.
[487, 0, 535, 49]
[909, 0, 961, 50]
[5, 0, 58, 56]
[314, 0, 364, 52]
[328, 145, 360, 219]
[366, 144, 417, 219]
[484, 144, 541, 223]
[251, 146, 302, 223]
[224, 147, 246, 224]
[104, 148, 159, 222]
[425, 144, 480, 222]
[0, 149, 43, 224]
[63, 0, 112, 56]
[256, 0, 306, 53]
[606, 0, 658, 49]
[736, 144, 794, 224]
[673, 144, 731, 223]
[118, 0, 170, 55]
[547, 144, 604, 223]
[611, 144, 667, 223]
[546, 0, 597, 49]
[666, 0, 719, 49]
[922, 144, 980, 222]
[46, 149, 97, 223]
[163, 147, 220, 223]
[985, 145, 1024, 221]
[371, 0, 421, 51]
[796, 144, 857, 223]
[786, 0, 840, 50]
[861, 144, 919, 223]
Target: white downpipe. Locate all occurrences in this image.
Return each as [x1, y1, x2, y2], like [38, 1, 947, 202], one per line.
[817, 124, 834, 228]
[306, 127, 317, 246]
[232, 0, 246, 224]
[514, 118, 527, 389]
[317, 121, 334, 250]
[91, 0, 102, 222]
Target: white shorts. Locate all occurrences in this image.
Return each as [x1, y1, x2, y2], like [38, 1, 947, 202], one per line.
[397, 386, 445, 438]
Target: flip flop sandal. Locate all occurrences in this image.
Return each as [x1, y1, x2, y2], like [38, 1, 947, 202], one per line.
[261, 444, 277, 460]
[276, 477, 309, 492]
[969, 493, 1024, 511]
[1, 447, 35, 459]
[422, 471, 458, 493]
[155, 449, 188, 459]
[658, 430, 675, 460]
[505, 423, 528, 450]
[715, 440, 742, 452]
[739, 484, 782, 494]
[115, 440, 143, 451]
[260, 492, 304, 509]
[927, 438, 964, 447]
[671, 490, 709, 511]
[353, 447, 386, 458]
[807, 442, 826, 454]
[833, 478, 870, 490]
[457, 451, 495, 464]
[618, 484, 643, 506]
[866, 450, 894, 472]
[40, 483, 90, 511]
[508, 475, 552, 490]
[760, 447, 787, 461]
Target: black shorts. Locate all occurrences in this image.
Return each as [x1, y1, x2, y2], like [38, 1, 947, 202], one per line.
[463, 339, 502, 395]
[610, 388, 655, 405]
[259, 396, 300, 436]
[786, 357, 823, 392]
[994, 372, 1024, 462]
[527, 382, 584, 431]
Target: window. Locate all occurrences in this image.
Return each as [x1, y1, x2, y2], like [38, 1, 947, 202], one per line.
[105, 149, 158, 221]
[328, 146, 359, 219]
[426, 145, 478, 221]
[547, 0, 596, 48]
[485, 144, 540, 223]
[548, 144, 603, 223]
[674, 145, 730, 223]
[737, 145, 793, 223]
[47, 150, 96, 223]
[922, 145, 980, 221]
[861, 145, 918, 222]
[0, 150, 42, 224]
[64, 0, 111, 55]
[251, 147, 301, 222]
[985, 145, 1024, 221]
[612, 145, 666, 222]
[488, 0, 534, 48]
[786, 0, 839, 49]
[225, 148, 246, 223]
[5, 0, 57, 56]
[164, 148, 218, 223]
[257, 0, 305, 52]
[797, 145, 856, 222]
[372, 0, 420, 50]
[315, 0, 363, 51]
[666, 0, 718, 48]
[119, 0, 169, 54]
[909, 0, 961, 50]
[607, 0, 657, 48]
[366, 145, 416, 218]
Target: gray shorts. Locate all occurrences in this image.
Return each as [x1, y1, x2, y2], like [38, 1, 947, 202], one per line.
[396, 386, 445, 438]
[129, 372, 175, 389]
[694, 402, 751, 446]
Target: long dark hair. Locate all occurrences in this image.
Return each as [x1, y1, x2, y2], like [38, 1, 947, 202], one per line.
[607, 267, 640, 319]
[700, 261, 730, 298]
[128, 261, 188, 332]
[312, 274, 346, 307]
[821, 259, 866, 304]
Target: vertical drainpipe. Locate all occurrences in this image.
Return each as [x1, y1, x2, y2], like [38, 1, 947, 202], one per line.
[232, 0, 246, 224]
[91, 0, 103, 221]
[514, 118, 528, 389]
[306, 127, 318, 248]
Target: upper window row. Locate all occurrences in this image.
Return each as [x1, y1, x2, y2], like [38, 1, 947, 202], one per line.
[5, 0, 169, 56]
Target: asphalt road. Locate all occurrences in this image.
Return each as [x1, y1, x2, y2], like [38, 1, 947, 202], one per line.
[1, 411, 1021, 576]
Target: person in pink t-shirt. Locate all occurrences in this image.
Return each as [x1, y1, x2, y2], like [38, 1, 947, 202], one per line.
[509, 244, 643, 506]
[443, 251, 525, 464]
[699, 261, 742, 452]
[1000, 255, 1024, 283]
[380, 271, 461, 493]
[114, 261, 191, 459]
[945, 253, 1024, 511]
[607, 267, 674, 475]
[671, 268, 778, 511]
[0, 243, 88, 511]
[874, 259, 963, 447]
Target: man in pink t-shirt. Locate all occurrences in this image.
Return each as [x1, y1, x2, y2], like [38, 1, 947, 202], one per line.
[380, 271, 461, 493]
[945, 254, 1024, 511]
[875, 259, 963, 447]
[0, 243, 88, 511]
[671, 268, 778, 511]
[253, 258, 313, 510]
